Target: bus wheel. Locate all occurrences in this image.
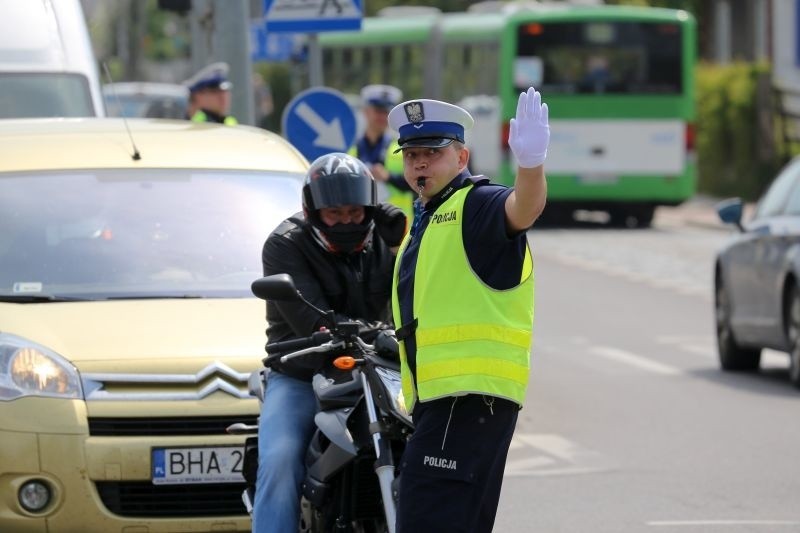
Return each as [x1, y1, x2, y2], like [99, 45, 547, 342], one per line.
[635, 205, 655, 228]
[608, 208, 637, 228]
[538, 206, 573, 227]
[608, 206, 654, 228]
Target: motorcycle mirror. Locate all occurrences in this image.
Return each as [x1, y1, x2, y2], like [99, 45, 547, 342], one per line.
[251, 273, 332, 321]
[251, 274, 299, 301]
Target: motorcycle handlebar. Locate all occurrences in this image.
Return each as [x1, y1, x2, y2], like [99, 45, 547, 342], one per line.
[265, 330, 333, 356]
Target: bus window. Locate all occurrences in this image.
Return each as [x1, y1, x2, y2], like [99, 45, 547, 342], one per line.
[442, 41, 500, 103]
[515, 22, 683, 94]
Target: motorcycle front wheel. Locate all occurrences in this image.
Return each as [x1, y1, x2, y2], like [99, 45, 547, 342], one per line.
[298, 497, 388, 533]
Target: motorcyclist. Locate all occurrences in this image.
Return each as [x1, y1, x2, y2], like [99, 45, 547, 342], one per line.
[252, 152, 407, 533]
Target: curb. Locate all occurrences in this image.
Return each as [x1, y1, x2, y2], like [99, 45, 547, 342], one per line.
[656, 198, 756, 231]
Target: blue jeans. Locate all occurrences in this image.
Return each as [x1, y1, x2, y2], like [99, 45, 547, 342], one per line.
[251, 371, 317, 533]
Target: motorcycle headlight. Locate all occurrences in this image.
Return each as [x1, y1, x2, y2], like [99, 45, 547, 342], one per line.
[374, 366, 411, 425]
[0, 333, 83, 401]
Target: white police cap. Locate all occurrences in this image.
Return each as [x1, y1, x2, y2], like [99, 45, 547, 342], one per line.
[183, 62, 232, 93]
[361, 84, 403, 109]
[388, 99, 474, 150]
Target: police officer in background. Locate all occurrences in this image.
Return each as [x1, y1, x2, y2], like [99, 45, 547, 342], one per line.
[252, 153, 407, 533]
[349, 84, 414, 218]
[387, 87, 550, 533]
[182, 62, 238, 125]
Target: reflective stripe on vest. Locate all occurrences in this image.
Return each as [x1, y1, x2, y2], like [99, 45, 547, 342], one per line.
[190, 110, 238, 126]
[391, 184, 534, 412]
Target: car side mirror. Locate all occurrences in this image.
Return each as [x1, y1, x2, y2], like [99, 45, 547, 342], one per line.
[716, 198, 744, 231]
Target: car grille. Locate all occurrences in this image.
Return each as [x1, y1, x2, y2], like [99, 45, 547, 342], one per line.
[88, 415, 258, 436]
[81, 361, 254, 401]
[96, 481, 247, 517]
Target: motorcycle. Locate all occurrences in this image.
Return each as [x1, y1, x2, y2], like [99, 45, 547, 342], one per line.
[227, 273, 413, 533]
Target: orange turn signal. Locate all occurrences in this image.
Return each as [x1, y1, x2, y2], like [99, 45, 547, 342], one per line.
[333, 356, 356, 370]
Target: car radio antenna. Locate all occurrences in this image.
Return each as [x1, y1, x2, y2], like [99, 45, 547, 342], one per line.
[102, 62, 141, 161]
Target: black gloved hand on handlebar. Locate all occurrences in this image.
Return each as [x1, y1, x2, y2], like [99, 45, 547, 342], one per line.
[373, 202, 407, 247]
[354, 320, 390, 343]
[373, 329, 400, 361]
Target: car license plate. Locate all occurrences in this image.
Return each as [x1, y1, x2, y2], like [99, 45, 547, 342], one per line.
[152, 446, 245, 485]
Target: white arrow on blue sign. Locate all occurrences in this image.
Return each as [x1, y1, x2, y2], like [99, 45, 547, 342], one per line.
[264, 0, 362, 33]
[282, 87, 357, 162]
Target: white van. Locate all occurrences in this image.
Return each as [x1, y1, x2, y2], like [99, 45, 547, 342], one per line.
[0, 0, 105, 118]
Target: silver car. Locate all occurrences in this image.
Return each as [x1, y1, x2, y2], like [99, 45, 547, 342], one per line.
[715, 157, 800, 388]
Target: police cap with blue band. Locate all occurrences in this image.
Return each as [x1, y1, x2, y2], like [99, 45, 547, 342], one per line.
[361, 84, 402, 110]
[183, 62, 232, 93]
[388, 99, 474, 151]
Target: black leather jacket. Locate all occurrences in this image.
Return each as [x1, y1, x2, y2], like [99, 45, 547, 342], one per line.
[261, 212, 395, 380]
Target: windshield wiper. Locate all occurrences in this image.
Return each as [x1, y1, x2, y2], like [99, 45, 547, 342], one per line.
[0, 294, 93, 303]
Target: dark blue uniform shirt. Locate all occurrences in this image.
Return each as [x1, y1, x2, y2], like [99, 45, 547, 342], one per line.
[354, 133, 392, 166]
[354, 133, 410, 191]
[396, 170, 528, 378]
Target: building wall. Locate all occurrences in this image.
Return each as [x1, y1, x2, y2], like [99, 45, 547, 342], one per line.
[706, 0, 770, 63]
[773, 0, 800, 91]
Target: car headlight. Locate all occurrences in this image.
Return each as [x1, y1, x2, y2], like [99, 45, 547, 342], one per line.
[0, 333, 82, 401]
[374, 366, 411, 425]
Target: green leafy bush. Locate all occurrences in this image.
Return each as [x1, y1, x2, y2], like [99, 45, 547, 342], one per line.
[695, 61, 777, 200]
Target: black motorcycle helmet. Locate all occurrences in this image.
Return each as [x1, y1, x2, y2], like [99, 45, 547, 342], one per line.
[302, 153, 378, 254]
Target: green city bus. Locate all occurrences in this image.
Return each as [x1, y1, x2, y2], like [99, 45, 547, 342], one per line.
[319, 2, 697, 227]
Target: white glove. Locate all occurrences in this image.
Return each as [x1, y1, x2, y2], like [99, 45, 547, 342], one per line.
[508, 86, 550, 168]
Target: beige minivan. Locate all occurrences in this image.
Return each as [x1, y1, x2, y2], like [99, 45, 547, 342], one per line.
[0, 0, 105, 117]
[0, 118, 309, 531]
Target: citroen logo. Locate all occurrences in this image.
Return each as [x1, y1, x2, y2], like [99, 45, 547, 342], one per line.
[82, 361, 254, 401]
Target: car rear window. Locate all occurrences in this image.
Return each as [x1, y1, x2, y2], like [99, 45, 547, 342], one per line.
[0, 73, 95, 118]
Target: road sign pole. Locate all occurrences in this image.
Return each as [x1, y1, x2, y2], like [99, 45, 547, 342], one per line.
[307, 34, 323, 87]
[190, 0, 211, 73]
[216, 0, 254, 125]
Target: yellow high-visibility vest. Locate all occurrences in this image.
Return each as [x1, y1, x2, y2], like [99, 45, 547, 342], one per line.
[190, 110, 238, 126]
[349, 139, 414, 217]
[391, 184, 534, 412]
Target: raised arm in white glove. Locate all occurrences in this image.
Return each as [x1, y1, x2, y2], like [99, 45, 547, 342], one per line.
[508, 86, 550, 169]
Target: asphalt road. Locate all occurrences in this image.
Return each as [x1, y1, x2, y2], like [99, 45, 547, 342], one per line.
[492, 219, 800, 532]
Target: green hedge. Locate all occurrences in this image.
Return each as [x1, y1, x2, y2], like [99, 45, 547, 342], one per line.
[695, 61, 778, 201]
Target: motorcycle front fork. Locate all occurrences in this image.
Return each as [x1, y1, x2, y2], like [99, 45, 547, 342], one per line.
[360, 373, 397, 533]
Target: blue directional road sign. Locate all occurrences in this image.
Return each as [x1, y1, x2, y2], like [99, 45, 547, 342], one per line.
[250, 21, 300, 62]
[282, 87, 357, 162]
[264, 0, 362, 33]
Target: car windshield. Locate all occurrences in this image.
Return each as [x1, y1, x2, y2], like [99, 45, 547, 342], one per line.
[0, 169, 304, 299]
[0, 73, 95, 117]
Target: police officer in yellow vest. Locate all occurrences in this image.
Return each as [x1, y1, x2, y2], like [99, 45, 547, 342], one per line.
[349, 84, 413, 218]
[387, 87, 550, 533]
[183, 62, 238, 126]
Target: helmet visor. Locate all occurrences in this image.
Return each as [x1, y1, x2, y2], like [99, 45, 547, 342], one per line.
[306, 173, 376, 209]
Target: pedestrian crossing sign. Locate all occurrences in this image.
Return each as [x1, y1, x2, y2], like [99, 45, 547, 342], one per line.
[263, 0, 363, 32]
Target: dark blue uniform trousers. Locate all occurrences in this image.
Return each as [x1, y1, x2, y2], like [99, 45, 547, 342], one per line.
[395, 394, 519, 533]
